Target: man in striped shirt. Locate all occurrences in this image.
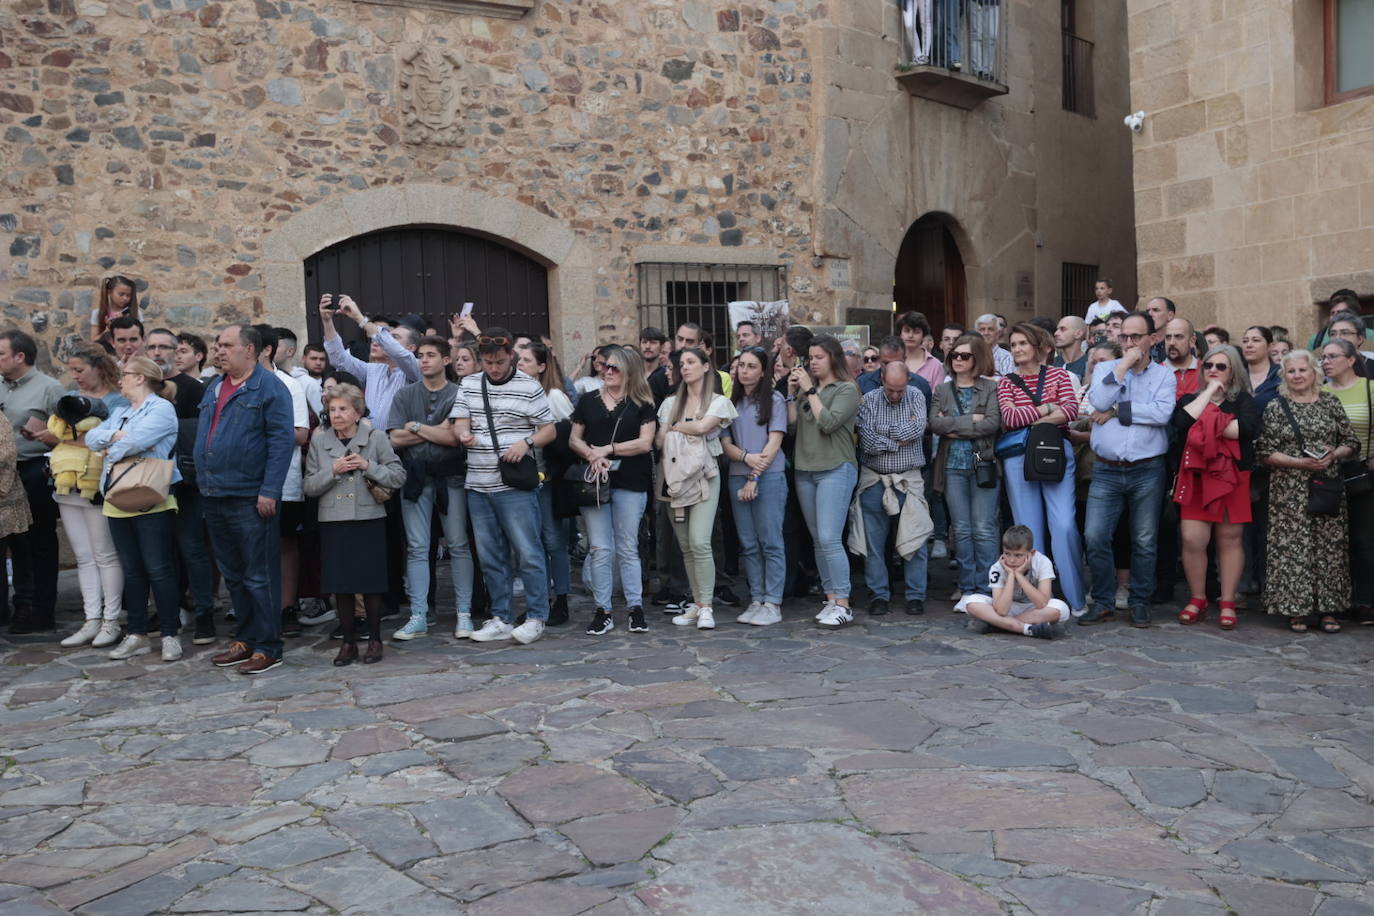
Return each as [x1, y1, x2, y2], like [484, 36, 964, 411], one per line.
[449, 328, 555, 645]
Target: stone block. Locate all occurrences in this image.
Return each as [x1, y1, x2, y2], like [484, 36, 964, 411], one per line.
[1296, 186, 1362, 236]
[1318, 140, 1374, 190]
[1185, 206, 1243, 253]
[340, 186, 410, 237]
[1134, 71, 1191, 112]
[1258, 240, 1311, 284]
[1243, 198, 1295, 245]
[1310, 228, 1374, 276]
[1205, 91, 1245, 128]
[1137, 218, 1187, 258]
[497, 762, 656, 825]
[1215, 245, 1263, 288]
[1165, 177, 1214, 216]
[1129, 3, 1177, 51]
[1175, 131, 1228, 180]
[1136, 187, 1163, 222]
[1259, 153, 1316, 200]
[1152, 101, 1207, 143]
[1134, 143, 1178, 187]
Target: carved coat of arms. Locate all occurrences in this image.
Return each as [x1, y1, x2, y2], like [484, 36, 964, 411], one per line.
[399, 46, 465, 146]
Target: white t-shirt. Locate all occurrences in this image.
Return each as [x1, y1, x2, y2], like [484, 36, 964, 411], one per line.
[289, 365, 323, 419]
[547, 388, 574, 424]
[449, 369, 554, 493]
[274, 369, 308, 502]
[1085, 299, 1126, 323]
[657, 393, 738, 458]
[987, 551, 1056, 608]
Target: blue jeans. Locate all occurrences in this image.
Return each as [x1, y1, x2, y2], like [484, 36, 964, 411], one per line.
[539, 483, 571, 597]
[581, 489, 648, 610]
[109, 510, 181, 637]
[729, 473, 788, 605]
[794, 462, 858, 600]
[858, 480, 929, 602]
[944, 467, 1001, 593]
[203, 495, 282, 658]
[402, 479, 474, 621]
[467, 488, 549, 623]
[174, 482, 214, 617]
[1084, 457, 1166, 612]
[1002, 451, 1086, 611]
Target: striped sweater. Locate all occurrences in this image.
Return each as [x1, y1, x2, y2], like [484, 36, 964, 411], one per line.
[997, 366, 1079, 430]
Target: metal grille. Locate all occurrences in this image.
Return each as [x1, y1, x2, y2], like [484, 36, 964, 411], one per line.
[899, 0, 1006, 85]
[1062, 31, 1095, 117]
[1061, 262, 1098, 318]
[636, 263, 787, 365]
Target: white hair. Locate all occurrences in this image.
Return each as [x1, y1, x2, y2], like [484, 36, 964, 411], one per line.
[975, 313, 999, 327]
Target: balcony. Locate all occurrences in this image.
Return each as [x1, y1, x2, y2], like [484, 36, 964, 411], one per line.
[895, 0, 1008, 110]
[1061, 31, 1095, 117]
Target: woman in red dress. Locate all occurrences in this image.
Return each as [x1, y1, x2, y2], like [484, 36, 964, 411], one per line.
[1171, 345, 1261, 630]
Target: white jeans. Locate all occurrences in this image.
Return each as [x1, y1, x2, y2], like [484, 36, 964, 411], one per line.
[59, 499, 123, 620]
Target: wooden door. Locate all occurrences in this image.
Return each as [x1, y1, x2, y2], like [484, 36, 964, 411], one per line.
[894, 215, 967, 333]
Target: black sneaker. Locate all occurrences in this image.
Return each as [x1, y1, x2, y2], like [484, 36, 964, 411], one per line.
[651, 589, 674, 606]
[281, 606, 302, 638]
[548, 594, 570, 627]
[714, 586, 741, 607]
[587, 609, 614, 635]
[662, 596, 690, 613]
[904, 599, 925, 616]
[1028, 621, 1055, 640]
[869, 598, 889, 617]
[628, 607, 648, 633]
[192, 615, 216, 646]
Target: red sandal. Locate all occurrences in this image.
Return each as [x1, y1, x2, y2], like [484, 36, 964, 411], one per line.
[1178, 597, 1208, 625]
[1218, 600, 1238, 631]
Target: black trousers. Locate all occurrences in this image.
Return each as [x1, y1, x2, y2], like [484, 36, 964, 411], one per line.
[9, 460, 59, 619]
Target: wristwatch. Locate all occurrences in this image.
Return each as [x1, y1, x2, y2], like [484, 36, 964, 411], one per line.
[407, 421, 422, 434]
[523, 435, 534, 448]
[805, 387, 818, 397]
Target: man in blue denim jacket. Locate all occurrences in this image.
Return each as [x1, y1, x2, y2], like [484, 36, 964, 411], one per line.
[194, 325, 295, 674]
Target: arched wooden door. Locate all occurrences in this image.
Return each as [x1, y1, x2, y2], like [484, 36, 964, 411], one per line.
[893, 214, 966, 334]
[303, 225, 550, 345]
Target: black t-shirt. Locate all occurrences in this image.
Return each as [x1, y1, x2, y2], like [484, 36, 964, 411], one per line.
[648, 366, 671, 407]
[571, 393, 657, 493]
[170, 373, 204, 420]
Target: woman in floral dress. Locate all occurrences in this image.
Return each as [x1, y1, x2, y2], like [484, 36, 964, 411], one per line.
[1256, 350, 1359, 633]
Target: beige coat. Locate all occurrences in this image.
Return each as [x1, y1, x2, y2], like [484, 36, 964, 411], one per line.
[304, 421, 406, 523]
[0, 420, 32, 539]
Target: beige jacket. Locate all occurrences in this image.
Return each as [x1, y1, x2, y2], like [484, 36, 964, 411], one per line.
[846, 465, 932, 561]
[659, 430, 718, 508]
[304, 421, 407, 523]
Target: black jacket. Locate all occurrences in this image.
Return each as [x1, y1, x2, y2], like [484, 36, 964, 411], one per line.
[1169, 391, 1262, 472]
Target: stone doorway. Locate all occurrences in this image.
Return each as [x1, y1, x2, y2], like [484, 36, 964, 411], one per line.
[302, 226, 550, 347]
[893, 214, 968, 333]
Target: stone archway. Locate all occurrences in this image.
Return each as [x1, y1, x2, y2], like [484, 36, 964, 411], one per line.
[893, 212, 972, 332]
[259, 184, 595, 357]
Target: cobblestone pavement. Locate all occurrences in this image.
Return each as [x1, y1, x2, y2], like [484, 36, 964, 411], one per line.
[2, 577, 1373, 915]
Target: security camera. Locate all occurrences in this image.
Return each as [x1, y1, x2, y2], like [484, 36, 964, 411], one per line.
[1123, 110, 1145, 132]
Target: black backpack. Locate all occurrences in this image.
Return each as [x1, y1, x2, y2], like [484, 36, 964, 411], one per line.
[1006, 368, 1066, 483]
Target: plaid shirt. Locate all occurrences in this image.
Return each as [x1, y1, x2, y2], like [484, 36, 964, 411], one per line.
[857, 385, 926, 474]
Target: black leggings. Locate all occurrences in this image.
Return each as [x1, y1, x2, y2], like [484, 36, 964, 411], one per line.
[334, 593, 382, 643]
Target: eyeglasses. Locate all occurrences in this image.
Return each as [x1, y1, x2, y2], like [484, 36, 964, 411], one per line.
[950, 351, 974, 361]
[1319, 353, 1346, 361]
[602, 364, 623, 374]
[1118, 333, 1147, 343]
[1201, 361, 1230, 371]
[477, 335, 512, 347]
[862, 356, 880, 363]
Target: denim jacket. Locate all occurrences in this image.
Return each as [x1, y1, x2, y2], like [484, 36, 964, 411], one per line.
[193, 365, 295, 500]
[85, 394, 183, 491]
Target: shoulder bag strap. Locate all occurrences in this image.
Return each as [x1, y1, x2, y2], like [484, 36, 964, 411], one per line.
[1004, 371, 1041, 406]
[1277, 397, 1306, 451]
[479, 375, 504, 456]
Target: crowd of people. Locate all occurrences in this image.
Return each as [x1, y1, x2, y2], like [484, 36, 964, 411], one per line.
[1, 275, 1371, 674]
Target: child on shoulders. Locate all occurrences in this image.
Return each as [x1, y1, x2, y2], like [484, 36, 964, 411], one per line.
[955, 525, 1069, 640]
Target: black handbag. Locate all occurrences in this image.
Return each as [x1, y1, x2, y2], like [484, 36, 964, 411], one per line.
[1338, 381, 1371, 496]
[480, 374, 540, 491]
[1278, 398, 1343, 516]
[947, 381, 999, 488]
[564, 403, 625, 508]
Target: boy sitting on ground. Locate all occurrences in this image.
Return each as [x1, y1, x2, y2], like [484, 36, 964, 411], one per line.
[955, 525, 1069, 640]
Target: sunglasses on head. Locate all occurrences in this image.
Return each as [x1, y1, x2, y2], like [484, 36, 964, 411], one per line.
[478, 335, 512, 347]
[1201, 361, 1229, 371]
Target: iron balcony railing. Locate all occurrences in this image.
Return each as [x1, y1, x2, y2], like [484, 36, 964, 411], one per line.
[1062, 30, 1095, 117]
[899, 0, 1006, 85]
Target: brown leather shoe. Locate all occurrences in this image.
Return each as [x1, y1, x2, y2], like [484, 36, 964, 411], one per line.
[362, 639, 383, 665]
[212, 641, 252, 667]
[238, 652, 282, 675]
[333, 642, 358, 667]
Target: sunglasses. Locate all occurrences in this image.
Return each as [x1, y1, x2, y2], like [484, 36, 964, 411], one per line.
[602, 364, 623, 374]
[862, 355, 880, 363]
[950, 351, 974, 361]
[478, 335, 512, 347]
[1201, 361, 1229, 371]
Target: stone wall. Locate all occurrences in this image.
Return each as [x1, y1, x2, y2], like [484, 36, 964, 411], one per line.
[1127, 0, 1374, 336]
[1, 0, 825, 366]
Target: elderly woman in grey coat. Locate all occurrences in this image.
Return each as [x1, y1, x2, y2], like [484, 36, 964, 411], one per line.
[304, 384, 406, 665]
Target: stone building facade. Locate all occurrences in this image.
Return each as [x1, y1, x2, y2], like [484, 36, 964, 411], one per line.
[1, 0, 1135, 368]
[1127, 0, 1374, 337]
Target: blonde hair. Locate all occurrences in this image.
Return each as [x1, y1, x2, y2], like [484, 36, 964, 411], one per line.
[603, 345, 654, 409]
[123, 356, 176, 403]
[1278, 349, 1319, 398]
[1200, 345, 1251, 400]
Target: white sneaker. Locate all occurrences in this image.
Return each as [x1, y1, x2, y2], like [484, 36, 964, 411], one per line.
[512, 619, 545, 645]
[161, 636, 183, 662]
[1115, 584, 1130, 610]
[814, 599, 837, 621]
[109, 634, 150, 660]
[671, 603, 700, 626]
[750, 602, 782, 626]
[454, 613, 474, 639]
[469, 618, 515, 642]
[949, 588, 963, 603]
[696, 606, 715, 630]
[392, 615, 428, 641]
[91, 620, 121, 648]
[816, 604, 853, 629]
[60, 620, 102, 648]
[736, 601, 762, 624]
[931, 539, 948, 559]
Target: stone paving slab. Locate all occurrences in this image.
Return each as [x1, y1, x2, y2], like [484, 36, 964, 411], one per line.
[4, 581, 1374, 914]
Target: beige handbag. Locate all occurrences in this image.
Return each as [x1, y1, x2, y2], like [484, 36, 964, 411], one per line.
[105, 455, 174, 512]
